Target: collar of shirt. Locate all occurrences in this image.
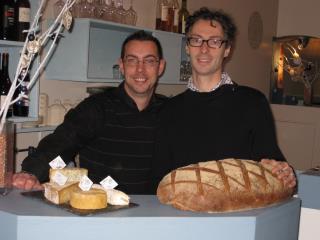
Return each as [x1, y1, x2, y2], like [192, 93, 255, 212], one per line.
[117, 81, 167, 112]
[187, 72, 233, 92]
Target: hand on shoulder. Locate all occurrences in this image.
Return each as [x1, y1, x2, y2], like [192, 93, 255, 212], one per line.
[12, 172, 43, 191]
[261, 159, 297, 188]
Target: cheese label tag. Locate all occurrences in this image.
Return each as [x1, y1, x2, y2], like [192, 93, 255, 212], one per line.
[79, 175, 93, 191]
[100, 176, 118, 190]
[52, 172, 68, 186]
[49, 156, 66, 169]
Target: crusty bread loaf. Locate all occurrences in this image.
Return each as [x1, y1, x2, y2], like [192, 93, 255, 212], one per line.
[157, 159, 293, 213]
[70, 188, 107, 210]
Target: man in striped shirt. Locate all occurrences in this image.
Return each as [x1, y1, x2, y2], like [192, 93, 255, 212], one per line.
[13, 30, 167, 194]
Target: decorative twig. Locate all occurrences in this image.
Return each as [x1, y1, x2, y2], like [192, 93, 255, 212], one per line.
[0, 0, 76, 133]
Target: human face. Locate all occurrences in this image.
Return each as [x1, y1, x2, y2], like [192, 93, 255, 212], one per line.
[119, 40, 165, 100]
[186, 19, 231, 79]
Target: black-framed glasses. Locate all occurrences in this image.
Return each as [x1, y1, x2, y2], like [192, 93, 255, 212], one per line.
[187, 37, 228, 49]
[123, 56, 160, 67]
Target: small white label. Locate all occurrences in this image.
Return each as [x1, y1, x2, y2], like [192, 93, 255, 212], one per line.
[174, 9, 179, 26]
[19, 8, 30, 23]
[79, 176, 93, 191]
[100, 176, 118, 190]
[161, 6, 168, 21]
[49, 156, 66, 169]
[52, 172, 68, 186]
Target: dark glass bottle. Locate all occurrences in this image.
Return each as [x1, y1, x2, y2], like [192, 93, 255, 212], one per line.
[0, 53, 13, 117]
[178, 0, 189, 34]
[0, 0, 16, 40]
[13, 70, 29, 117]
[15, 0, 31, 42]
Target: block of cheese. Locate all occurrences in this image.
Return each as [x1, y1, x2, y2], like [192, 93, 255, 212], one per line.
[70, 188, 107, 210]
[43, 182, 80, 204]
[49, 168, 88, 183]
[157, 159, 294, 213]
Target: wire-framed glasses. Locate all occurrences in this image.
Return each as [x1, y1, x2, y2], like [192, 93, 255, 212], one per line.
[124, 56, 160, 67]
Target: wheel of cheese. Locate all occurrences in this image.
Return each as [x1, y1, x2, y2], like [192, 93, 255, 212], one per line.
[70, 188, 107, 210]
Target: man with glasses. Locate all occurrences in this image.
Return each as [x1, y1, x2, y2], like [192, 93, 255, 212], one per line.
[13, 30, 167, 194]
[154, 7, 296, 189]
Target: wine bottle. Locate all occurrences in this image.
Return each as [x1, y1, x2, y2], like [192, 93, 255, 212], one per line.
[13, 70, 29, 117]
[15, 0, 31, 42]
[178, 0, 189, 34]
[0, 53, 13, 117]
[0, 0, 16, 40]
[155, 0, 169, 31]
[168, 0, 179, 33]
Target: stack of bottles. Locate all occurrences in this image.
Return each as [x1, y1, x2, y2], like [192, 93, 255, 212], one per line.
[0, 0, 31, 42]
[0, 52, 29, 118]
[156, 0, 189, 34]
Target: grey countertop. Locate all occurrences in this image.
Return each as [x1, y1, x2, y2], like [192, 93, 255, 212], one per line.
[0, 190, 301, 240]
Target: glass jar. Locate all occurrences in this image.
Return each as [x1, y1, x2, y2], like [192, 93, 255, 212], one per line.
[0, 121, 14, 195]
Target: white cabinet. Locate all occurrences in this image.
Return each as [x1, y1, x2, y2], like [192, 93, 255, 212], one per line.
[271, 104, 320, 170]
[45, 19, 186, 84]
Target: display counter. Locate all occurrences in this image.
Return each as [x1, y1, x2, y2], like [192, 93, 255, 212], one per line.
[298, 170, 320, 240]
[0, 190, 300, 240]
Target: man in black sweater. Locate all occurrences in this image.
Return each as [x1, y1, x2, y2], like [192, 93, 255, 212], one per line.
[13, 30, 167, 194]
[154, 8, 296, 189]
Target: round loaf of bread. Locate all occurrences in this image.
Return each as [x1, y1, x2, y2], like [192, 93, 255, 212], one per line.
[70, 188, 107, 210]
[157, 159, 294, 213]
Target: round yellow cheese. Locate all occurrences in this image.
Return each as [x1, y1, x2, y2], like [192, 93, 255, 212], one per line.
[70, 188, 107, 210]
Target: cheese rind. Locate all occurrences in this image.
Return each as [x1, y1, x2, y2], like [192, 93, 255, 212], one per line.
[49, 168, 88, 183]
[43, 182, 79, 204]
[70, 188, 107, 210]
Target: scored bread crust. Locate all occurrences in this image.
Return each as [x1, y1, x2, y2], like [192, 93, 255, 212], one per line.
[157, 159, 293, 213]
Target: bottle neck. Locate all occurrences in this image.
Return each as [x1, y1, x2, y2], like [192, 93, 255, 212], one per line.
[2, 54, 9, 77]
[182, 0, 187, 9]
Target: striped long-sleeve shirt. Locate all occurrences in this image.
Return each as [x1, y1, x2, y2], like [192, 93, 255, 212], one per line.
[22, 82, 167, 194]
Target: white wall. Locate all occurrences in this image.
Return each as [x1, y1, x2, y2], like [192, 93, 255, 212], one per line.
[277, 0, 320, 37]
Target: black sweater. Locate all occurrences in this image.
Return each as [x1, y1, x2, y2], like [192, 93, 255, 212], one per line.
[154, 84, 285, 180]
[22, 83, 167, 194]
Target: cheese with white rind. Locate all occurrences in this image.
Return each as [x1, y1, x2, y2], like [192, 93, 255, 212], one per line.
[49, 168, 88, 183]
[92, 184, 130, 205]
[70, 188, 107, 210]
[106, 189, 130, 205]
[43, 182, 79, 204]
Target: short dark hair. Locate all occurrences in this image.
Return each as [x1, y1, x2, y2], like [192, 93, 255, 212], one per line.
[120, 30, 163, 59]
[185, 7, 237, 47]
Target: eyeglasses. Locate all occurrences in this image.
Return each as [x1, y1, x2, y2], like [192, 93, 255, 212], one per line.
[123, 56, 160, 67]
[187, 37, 228, 49]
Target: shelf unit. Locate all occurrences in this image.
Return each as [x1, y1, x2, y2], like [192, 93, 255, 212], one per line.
[0, 0, 40, 122]
[45, 18, 187, 84]
[0, 40, 39, 123]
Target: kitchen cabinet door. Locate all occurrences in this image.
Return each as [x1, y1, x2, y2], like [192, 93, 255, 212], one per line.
[45, 19, 186, 84]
